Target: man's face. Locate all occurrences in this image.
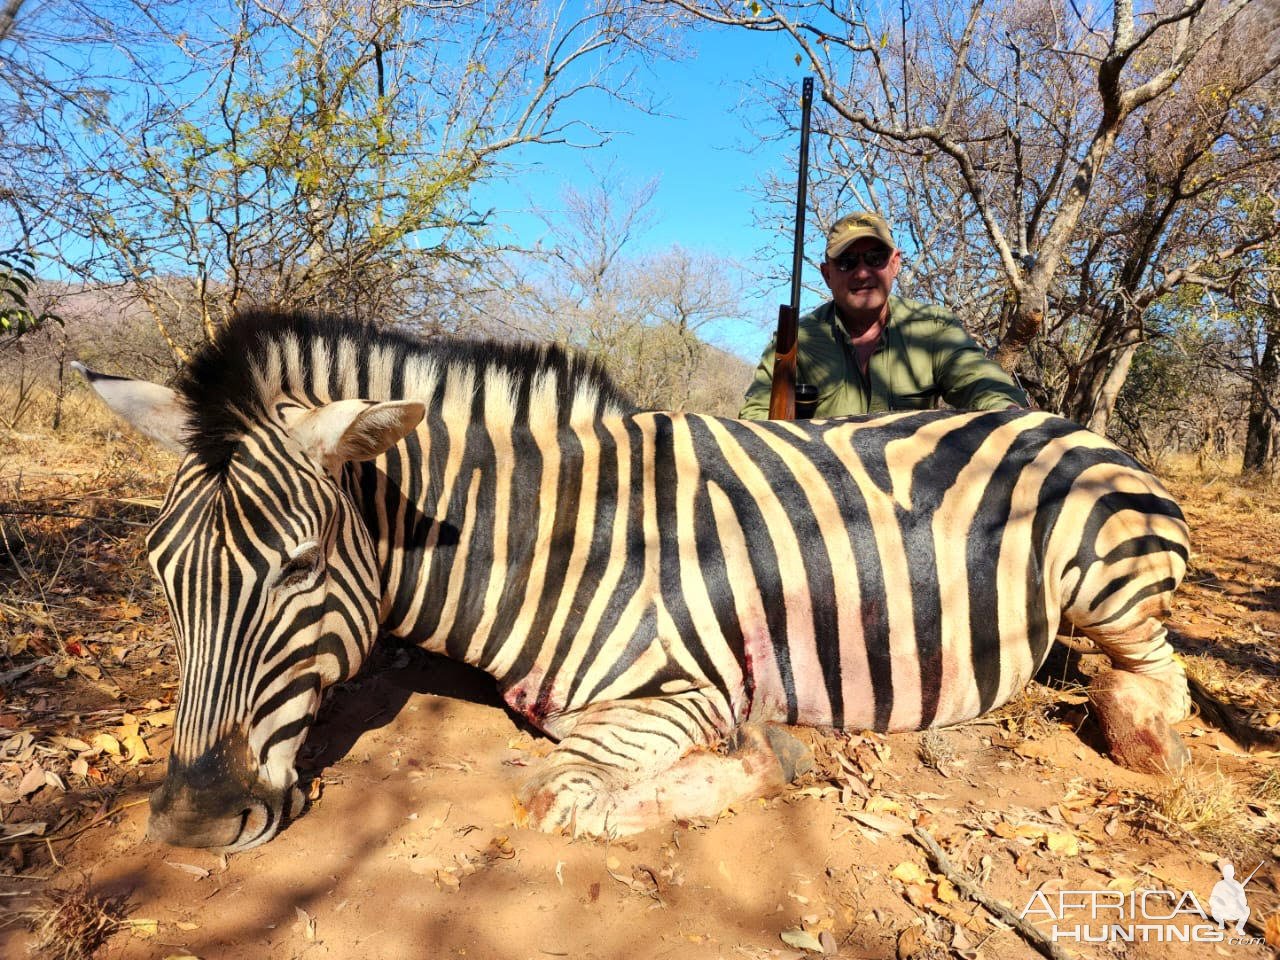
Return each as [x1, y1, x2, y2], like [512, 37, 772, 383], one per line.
[820, 237, 901, 323]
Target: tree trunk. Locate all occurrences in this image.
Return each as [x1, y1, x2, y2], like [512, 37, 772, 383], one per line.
[993, 302, 1044, 374]
[1060, 307, 1136, 429]
[994, 125, 1121, 373]
[52, 333, 67, 431]
[1243, 312, 1280, 478]
[1085, 338, 1140, 437]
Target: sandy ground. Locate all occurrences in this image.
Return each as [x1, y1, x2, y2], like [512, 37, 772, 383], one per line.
[1, 426, 1278, 960]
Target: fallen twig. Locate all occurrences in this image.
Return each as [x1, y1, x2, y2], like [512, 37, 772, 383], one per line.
[0, 508, 150, 528]
[0, 799, 149, 846]
[910, 825, 1070, 960]
[0, 656, 55, 687]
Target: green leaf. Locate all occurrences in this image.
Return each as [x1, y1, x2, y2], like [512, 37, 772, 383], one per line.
[0, 247, 58, 340]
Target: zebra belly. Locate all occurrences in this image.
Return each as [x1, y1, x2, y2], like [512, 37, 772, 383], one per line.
[741, 614, 1051, 734]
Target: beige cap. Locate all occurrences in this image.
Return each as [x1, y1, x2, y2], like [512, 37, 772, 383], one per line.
[825, 211, 895, 259]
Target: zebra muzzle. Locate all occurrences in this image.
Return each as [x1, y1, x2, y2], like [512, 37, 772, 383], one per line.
[146, 735, 292, 850]
[147, 788, 278, 850]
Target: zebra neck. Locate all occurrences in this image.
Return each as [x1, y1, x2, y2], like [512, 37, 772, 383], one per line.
[348, 360, 620, 677]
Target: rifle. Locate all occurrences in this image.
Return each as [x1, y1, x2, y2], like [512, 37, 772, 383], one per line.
[768, 75, 814, 421]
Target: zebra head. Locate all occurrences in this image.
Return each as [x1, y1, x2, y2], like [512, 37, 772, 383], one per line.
[75, 362, 423, 850]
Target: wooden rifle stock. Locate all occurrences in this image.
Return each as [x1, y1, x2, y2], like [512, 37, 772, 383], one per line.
[768, 304, 798, 419]
[769, 76, 813, 421]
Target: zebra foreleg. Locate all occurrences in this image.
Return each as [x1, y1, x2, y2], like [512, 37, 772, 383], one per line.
[606, 724, 809, 831]
[516, 698, 807, 837]
[516, 696, 713, 836]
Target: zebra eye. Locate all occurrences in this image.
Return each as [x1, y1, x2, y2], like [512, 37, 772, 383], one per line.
[278, 541, 323, 590]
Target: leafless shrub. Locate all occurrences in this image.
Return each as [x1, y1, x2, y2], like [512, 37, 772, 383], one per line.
[22, 880, 126, 960]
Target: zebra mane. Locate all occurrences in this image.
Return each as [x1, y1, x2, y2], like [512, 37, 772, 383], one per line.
[177, 308, 636, 473]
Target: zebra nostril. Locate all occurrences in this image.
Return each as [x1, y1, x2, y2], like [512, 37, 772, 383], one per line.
[234, 800, 273, 849]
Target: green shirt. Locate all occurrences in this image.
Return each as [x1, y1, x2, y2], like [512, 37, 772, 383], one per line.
[739, 296, 1027, 420]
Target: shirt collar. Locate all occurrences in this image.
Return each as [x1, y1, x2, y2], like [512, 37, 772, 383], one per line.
[826, 296, 900, 341]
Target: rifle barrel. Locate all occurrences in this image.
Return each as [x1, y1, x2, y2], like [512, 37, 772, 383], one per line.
[789, 77, 814, 317]
[769, 76, 815, 422]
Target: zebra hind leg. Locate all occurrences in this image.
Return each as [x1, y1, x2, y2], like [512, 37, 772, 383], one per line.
[1073, 597, 1192, 775]
[516, 698, 811, 837]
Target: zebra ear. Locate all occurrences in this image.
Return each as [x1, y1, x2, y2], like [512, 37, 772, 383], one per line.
[71, 362, 189, 453]
[287, 399, 426, 469]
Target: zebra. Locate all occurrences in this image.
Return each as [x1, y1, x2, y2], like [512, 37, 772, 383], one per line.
[76, 308, 1205, 851]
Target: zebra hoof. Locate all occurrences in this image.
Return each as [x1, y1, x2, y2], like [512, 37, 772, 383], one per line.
[729, 723, 813, 784]
[1090, 671, 1191, 775]
[762, 724, 814, 782]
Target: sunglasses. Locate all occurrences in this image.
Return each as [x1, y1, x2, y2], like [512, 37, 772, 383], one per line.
[830, 247, 892, 272]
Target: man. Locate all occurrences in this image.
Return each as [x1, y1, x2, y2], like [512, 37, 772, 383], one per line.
[739, 211, 1027, 419]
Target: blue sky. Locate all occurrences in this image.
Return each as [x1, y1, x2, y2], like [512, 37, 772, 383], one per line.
[473, 26, 816, 359]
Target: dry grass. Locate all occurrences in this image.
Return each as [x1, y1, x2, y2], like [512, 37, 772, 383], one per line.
[22, 880, 126, 960]
[1129, 767, 1271, 862]
[1192, 484, 1272, 515]
[1183, 656, 1280, 730]
[1182, 653, 1236, 692]
[0, 386, 115, 439]
[1156, 769, 1242, 836]
[1158, 451, 1246, 484]
[1162, 455, 1280, 507]
[1252, 768, 1280, 804]
[0, 447, 170, 642]
[985, 680, 1077, 744]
